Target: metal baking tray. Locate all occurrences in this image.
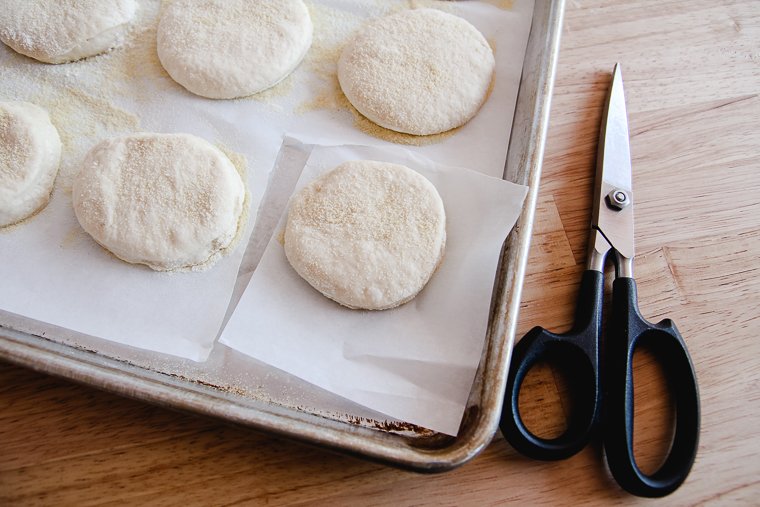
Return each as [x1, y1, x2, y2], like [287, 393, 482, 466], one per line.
[0, 0, 564, 472]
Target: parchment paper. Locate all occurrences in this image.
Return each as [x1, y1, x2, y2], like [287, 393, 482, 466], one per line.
[219, 140, 528, 435]
[0, 0, 534, 367]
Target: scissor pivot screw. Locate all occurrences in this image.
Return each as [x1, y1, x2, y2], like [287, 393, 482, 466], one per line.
[607, 189, 631, 210]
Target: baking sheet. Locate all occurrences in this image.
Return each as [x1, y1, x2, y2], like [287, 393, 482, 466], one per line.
[0, 0, 534, 363]
[0, 0, 564, 470]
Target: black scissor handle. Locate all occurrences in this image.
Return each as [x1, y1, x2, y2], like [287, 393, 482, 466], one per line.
[604, 277, 700, 497]
[500, 270, 604, 460]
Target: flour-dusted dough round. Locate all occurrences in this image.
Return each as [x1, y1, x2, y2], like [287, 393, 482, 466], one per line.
[284, 160, 446, 310]
[0, 0, 137, 64]
[72, 133, 246, 272]
[157, 0, 313, 99]
[0, 101, 61, 228]
[338, 8, 495, 136]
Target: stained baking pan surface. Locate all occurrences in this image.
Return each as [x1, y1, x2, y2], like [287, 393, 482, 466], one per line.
[0, 0, 564, 471]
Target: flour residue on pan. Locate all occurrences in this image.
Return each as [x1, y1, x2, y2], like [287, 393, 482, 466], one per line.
[485, 0, 515, 9]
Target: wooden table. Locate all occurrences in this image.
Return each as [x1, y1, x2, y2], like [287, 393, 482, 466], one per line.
[2, 0, 759, 504]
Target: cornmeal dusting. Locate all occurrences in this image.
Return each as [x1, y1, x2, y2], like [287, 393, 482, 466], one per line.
[284, 160, 446, 310]
[73, 133, 246, 272]
[156, 0, 313, 99]
[0, 110, 27, 180]
[0, 101, 62, 228]
[337, 8, 494, 136]
[0, 0, 137, 63]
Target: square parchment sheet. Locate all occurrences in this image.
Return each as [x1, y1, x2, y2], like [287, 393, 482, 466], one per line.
[220, 140, 528, 435]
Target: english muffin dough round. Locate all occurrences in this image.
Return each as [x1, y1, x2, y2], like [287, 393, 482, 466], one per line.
[0, 101, 61, 228]
[338, 8, 495, 136]
[72, 133, 246, 272]
[157, 0, 313, 99]
[0, 0, 137, 64]
[284, 160, 446, 310]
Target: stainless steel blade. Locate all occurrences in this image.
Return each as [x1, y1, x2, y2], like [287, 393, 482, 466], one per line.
[592, 63, 635, 266]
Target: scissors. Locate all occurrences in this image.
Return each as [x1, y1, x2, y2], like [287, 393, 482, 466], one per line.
[500, 64, 700, 497]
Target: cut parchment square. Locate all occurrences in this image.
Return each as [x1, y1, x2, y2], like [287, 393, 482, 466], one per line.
[220, 140, 528, 435]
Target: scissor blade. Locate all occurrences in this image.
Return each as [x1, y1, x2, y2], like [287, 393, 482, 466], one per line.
[593, 63, 635, 261]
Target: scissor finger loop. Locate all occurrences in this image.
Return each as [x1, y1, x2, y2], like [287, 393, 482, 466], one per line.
[605, 278, 700, 497]
[501, 269, 604, 461]
[503, 327, 601, 460]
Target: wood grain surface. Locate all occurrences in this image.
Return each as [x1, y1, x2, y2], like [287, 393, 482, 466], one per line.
[2, 0, 760, 504]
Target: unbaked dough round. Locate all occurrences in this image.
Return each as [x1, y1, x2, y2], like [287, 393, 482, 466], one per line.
[157, 0, 313, 99]
[0, 101, 61, 228]
[338, 8, 495, 136]
[72, 133, 246, 272]
[0, 0, 137, 64]
[284, 160, 446, 310]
